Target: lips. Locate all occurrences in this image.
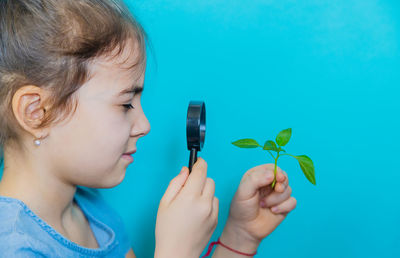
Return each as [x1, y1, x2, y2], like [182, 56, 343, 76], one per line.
[123, 149, 136, 155]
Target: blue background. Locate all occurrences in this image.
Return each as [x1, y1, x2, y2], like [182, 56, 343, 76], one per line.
[112, 0, 400, 257]
[1, 0, 399, 257]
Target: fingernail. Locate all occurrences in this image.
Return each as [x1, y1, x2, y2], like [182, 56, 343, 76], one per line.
[271, 206, 279, 212]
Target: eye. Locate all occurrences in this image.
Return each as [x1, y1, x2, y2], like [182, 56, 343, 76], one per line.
[122, 104, 135, 111]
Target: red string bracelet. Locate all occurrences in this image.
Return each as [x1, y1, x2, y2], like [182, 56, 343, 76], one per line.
[201, 237, 257, 257]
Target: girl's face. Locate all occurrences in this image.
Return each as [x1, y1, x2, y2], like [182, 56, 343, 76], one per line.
[48, 37, 150, 188]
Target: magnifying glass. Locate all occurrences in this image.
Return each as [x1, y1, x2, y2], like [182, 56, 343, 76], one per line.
[186, 101, 206, 173]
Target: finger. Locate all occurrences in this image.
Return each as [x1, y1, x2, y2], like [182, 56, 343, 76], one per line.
[201, 177, 216, 204]
[274, 182, 286, 193]
[270, 197, 297, 214]
[212, 197, 219, 224]
[181, 157, 208, 196]
[259, 184, 273, 199]
[159, 166, 189, 206]
[281, 170, 289, 185]
[263, 185, 292, 208]
[236, 166, 275, 201]
[274, 171, 289, 193]
[262, 164, 285, 185]
[261, 164, 285, 177]
[276, 170, 287, 183]
[274, 178, 288, 193]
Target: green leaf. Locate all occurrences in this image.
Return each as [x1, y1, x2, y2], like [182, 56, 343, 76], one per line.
[294, 155, 316, 185]
[276, 128, 292, 147]
[231, 138, 261, 148]
[263, 140, 279, 152]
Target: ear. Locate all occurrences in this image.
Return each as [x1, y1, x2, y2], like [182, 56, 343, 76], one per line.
[11, 85, 50, 139]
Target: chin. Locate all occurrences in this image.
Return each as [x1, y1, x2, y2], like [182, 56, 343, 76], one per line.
[82, 170, 127, 189]
[100, 173, 127, 188]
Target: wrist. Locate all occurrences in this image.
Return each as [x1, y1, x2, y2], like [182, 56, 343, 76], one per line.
[219, 219, 261, 254]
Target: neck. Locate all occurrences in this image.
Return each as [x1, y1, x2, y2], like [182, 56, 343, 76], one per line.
[0, 152, 77, 229]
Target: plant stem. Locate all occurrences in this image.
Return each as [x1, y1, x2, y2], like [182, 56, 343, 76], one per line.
[280, 153, 296, 158]
[271, 152, 280, 188]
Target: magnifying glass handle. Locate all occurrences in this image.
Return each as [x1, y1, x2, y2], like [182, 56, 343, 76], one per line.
[188, 148, 197, 174]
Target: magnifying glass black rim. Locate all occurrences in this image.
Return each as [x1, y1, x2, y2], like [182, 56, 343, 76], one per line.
[186, 100, 206, 151]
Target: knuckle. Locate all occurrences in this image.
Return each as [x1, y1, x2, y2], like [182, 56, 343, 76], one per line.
[266, 164, 275, 171]
[207, 177, 215, 187]
[242, 171, 251, 181]
[250, 172, 259, 183]
[292, 197, 297, 207]
[199, 200, 212, 217]
[248, 174, 257, 185]
[287, 186, 292, 195]
[267, 169, 274, 178]
[169, 175, 180, 184]
[257, 171, 270, 183]
[167, 181, 175, 189]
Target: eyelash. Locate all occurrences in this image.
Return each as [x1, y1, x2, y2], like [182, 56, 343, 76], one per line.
[122, 104, 135, 111]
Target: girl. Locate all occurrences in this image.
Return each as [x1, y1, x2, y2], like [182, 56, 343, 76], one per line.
[0, 0, 297, 257]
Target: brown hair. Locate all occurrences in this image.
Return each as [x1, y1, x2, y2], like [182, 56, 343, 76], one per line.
[0, 0, 147, 165]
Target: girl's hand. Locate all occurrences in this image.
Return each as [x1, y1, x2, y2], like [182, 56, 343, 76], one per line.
[225, 164, 296, 245]
[155, 158, 218, 258]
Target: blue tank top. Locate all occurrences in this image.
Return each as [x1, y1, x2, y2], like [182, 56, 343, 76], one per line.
[0, 187, 131, 257]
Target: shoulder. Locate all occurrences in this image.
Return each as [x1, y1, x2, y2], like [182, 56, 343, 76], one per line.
[0, 196, 24, 233]
[0, 230, 47, 257]
[0, 196, 39, 237]
[0, 198, 48, 256]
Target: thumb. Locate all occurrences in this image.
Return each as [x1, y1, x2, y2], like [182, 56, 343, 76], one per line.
[159, 166, 189, 206]
[236, 169, 275, 201]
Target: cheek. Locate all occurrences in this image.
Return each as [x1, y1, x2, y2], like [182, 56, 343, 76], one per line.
[82, 105, 131, 159]
[48, 102, 131, 181]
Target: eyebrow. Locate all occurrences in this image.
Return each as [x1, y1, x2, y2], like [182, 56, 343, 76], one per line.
[117, 83, 144, 97]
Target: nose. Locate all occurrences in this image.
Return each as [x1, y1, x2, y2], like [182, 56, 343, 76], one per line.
[131, 107, 151, 138]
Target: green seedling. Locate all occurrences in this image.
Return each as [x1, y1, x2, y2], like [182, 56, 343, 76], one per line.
[231, 128, 316, 188]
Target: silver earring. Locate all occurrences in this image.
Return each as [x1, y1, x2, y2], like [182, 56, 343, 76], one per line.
[34, 138, 41, 146]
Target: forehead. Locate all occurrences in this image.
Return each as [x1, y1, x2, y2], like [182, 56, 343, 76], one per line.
[96, 37, 145, 72]
[85, 37, 145, 94]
